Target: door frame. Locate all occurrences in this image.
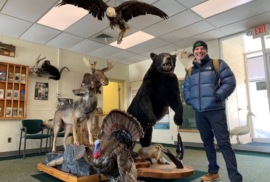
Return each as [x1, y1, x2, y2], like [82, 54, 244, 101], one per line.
[220, 32, 270, 143]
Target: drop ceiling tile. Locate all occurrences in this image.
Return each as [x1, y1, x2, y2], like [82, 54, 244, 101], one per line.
[174, 37, 204, 48]
[153, 0, 186, 17]
[143, 10, 202, 37]
[174, 29, 225, 47]
[127, 38, 169, 54]
[20, 24, 61, 44]
[119, 55, 148, 65]
[0, 0, 6, 9]
[88, 45, 122, 58]
[115, 0, 158, 6]
[160, 21, 215, 43]
[103, 26, 138, 37]
[0, 14, 32, 38]
[219, 12, 270, 35]
[141, 44, 177, 57]
[126, 15, 163, 30]
[104, 50, 137, 62]
[193, 29, 225, 40]
[206, 0, 270, 28]
[176, 0, 207, 8]
[46, 33, 84, 49]
[64, 14, 110, 38]
[68, 39, 104, 54]
[1, 0, 58, 22]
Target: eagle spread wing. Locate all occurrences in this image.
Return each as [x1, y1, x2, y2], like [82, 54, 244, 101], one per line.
[115, 1, 169, 22]
[56, 0, 108, 20]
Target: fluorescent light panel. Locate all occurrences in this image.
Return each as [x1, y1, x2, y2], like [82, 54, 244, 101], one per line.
[110, 31, 155, 49]
[192, 0, 253, 18]
[38, 4, 88, 31]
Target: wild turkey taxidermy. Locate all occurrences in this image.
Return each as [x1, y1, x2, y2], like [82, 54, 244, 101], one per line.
[84, 109, 144, 182]
[56, 0, 168, 44]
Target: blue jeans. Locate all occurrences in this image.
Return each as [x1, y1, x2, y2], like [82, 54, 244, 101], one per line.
[195, 109, 242, 182]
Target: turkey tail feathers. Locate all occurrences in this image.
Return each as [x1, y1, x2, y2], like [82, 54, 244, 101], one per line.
[99, 109, 144, 141]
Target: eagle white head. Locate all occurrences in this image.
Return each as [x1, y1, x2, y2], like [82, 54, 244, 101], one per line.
[106, 7, 116, 17]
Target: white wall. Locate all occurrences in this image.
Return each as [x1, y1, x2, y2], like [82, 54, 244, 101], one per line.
[222, 41, 251, 144]
[129, 39, 220, 144]
[0, 35, 130, 153]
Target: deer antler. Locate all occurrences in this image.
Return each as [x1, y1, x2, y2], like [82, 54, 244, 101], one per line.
[102, 59, 115, 72]
[35, 54, 46, 68]
[83, 55, 97, 72]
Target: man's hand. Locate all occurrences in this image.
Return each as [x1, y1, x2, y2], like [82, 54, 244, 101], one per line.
[174, 113, 183, 126]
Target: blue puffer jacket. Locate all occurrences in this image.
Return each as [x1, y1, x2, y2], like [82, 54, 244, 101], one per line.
[183, 55, 236, 112]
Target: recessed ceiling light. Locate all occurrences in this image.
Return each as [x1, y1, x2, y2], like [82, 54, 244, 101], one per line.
[110, 31, 155, 49]
[37, 4, 88, 31]
[192, 0, 253, 18]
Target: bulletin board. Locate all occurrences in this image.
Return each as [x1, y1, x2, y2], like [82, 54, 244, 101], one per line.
[178, 78, 199, 132]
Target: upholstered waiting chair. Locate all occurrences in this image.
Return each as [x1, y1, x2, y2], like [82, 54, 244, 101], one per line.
[18, 119, 50, 159]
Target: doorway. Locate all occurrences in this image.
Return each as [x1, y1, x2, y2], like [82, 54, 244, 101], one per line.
[221, 33, 270, 145]
[103, 81, 121, 113]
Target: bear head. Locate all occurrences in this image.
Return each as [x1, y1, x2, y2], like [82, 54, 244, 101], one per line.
[150, 53, 176, 75]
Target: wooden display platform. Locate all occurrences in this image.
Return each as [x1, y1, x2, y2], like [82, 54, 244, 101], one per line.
[37, 163, 108, 182]
[38, 157, 194, 181]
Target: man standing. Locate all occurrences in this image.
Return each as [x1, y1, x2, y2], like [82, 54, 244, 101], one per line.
[183, 40, 242, 182]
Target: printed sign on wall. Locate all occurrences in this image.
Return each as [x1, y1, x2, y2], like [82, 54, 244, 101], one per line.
[35, 82, 49, 100]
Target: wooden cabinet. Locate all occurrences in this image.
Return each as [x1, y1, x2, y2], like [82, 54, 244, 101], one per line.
[0, 62, 28, 119]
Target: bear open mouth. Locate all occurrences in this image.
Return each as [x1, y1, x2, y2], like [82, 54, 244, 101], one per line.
[162, 62, 172, 71]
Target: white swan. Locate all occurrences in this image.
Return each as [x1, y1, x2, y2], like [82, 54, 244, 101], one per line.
[230, 111, 256, 144]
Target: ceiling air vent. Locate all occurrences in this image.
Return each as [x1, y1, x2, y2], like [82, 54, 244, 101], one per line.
[89, 32, 117, 44]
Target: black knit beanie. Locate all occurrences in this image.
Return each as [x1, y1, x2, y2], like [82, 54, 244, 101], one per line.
[193, 40, 208, 53]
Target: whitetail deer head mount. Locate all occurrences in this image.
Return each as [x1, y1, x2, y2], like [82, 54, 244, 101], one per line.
[30, 54, 46, 77]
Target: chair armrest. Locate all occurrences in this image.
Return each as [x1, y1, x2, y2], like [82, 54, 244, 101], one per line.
[20, 127, 26, 132]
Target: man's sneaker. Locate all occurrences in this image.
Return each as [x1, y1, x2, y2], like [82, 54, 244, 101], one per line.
[201, 172, 221, 182]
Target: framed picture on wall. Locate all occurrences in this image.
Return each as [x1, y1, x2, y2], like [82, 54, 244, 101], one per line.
[178, 78, 199, 133]
[35, 82, 49, 100]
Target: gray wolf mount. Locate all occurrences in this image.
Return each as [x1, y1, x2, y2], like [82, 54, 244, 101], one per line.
[42, 82, 97, 153]
[56, 0, 168, 44]
[41, 60, 70, 80]
[85, 109, 144, 182]
[127, 52, 183, 153]
[81, 55, 114, 94]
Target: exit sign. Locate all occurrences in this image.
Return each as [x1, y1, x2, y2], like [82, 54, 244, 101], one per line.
[252, 24, 269, 39]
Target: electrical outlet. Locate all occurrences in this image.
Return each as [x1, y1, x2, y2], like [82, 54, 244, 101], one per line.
[8, 137, 11, 143]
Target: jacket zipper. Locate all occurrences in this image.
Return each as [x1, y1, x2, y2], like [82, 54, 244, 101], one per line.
[199, 66, 201, 111]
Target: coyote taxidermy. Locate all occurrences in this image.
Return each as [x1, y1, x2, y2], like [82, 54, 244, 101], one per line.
[42, 82, 97, 153]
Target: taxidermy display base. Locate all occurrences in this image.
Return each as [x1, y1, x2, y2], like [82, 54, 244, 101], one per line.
[134, 157, 194, 179]
[37, 163, 108, 182]
[37, 157, 194, 182]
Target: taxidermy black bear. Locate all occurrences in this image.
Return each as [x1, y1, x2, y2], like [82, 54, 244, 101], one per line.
[41, 60, 70, 80]
[127, 52, 183, 155]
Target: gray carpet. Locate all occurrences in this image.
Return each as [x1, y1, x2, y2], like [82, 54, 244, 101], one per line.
[0, 144, 270, 182]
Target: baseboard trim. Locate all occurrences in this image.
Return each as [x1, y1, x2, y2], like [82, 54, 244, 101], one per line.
[0, 146, 64, 158]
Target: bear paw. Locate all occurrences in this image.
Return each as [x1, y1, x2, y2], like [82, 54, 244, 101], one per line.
[174, 114, 183, 126]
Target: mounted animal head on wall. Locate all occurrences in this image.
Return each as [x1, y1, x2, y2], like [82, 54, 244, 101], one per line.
[82, 55, 115, 94]
[29, 54, 46, 77]
[175, 47, 194, 71]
